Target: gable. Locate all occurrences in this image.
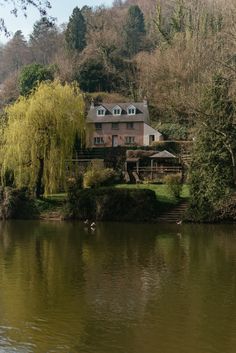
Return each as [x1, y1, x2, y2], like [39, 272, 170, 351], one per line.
[112, 105, 122, 116]
[127, 104, 136, 115]
[96, 105, 106, 116]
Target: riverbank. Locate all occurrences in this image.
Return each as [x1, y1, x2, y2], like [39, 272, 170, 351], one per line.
[0, 185, 190, 222]
[35, 185, 190, 222]
[64, 184, 190, 223]
[35, 194, 66, 221]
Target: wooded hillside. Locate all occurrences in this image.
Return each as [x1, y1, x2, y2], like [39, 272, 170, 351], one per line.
[1, 0, 236, 139]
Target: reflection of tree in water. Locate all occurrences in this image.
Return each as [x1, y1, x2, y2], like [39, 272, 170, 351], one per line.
[0, 221, 88, 352]
[82, 223, 186, 319]
[0, 222, 236, 352]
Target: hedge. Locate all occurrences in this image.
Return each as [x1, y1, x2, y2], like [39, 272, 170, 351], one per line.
[66, 187, 158, 222]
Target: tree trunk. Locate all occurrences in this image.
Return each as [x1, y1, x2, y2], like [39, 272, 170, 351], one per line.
[227, 147, 236, 185]
[36, 158, 44, 198]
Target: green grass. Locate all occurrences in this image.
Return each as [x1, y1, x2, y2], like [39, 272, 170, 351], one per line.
[35, 194, 67, 213]
[115, 183, 189, 205]
[34, 185, 190, 217]
[45, 193, 67, 201]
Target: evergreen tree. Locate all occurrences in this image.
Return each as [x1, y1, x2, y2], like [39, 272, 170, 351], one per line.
[123, 5, 146, 57]
[18, 63, 54, 96]
[29, 17, 59, 64]
[189, 75, 236, 221]
[77, 57, 112, 92]
[65, 7, 87, 52]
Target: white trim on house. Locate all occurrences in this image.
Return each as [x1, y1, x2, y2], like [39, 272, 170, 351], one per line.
[96, 106, 106, 116]
[112, 105, 122, 116]
[127, 105, 136, 115]
[143, 123, 163, 146]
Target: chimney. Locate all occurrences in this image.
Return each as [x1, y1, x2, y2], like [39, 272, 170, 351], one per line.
[90, 98, 95, 109]
[143, 96, 148, 107]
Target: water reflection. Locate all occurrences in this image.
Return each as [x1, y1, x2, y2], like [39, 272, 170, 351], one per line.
[0, 222, 235, 352]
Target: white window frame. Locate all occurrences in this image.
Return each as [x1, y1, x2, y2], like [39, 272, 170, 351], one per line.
[112, 105, 122, 116]
[125, 136, 135, 144]
[96, 106, 106, 116]
[127, 105, 136, 115]
[94, 137, 104, 145]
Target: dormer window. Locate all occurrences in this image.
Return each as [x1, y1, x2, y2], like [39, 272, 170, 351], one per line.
[112, 105, 122, 116]
[128, 105, 136, 115]
[97, 106, 106, 116]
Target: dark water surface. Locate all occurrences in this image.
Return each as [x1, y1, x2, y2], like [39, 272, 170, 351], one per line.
[0, 221, 235, 353]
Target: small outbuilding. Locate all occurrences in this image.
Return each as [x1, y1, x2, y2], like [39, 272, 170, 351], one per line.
[149, 150, 181, 178]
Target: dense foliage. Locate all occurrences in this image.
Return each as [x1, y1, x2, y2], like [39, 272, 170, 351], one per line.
[0, 187, 38, 219]
[2, 81, 85, 197]
[65, 7, 87, 52]
[123, 5, 146, 57]
[19, 63, 54, 95]
[66, 187, 158, 221]
[83, 166, 117, 188]
[164, 173, 182, 199]
[189, 75, 236, 221]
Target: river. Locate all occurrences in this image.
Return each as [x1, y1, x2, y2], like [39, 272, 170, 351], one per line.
[0, 221, 235, 353]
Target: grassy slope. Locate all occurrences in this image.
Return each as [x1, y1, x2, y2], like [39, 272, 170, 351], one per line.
[35, 185, 190, 219]
[35, 194, 66, 219]
[115, 184, 189, 205]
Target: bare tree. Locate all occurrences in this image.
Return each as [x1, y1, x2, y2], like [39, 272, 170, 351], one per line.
[0, 0, 52, 35]
[0, 30, 32, 81]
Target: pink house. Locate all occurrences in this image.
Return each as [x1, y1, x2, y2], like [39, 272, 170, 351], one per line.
[86, 100, 163, 147]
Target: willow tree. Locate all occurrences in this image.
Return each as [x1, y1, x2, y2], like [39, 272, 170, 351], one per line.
[2, 81, 85, 197]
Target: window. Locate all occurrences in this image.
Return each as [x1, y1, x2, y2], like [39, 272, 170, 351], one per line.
[95, 123, 102, 130]
[97, 108, 105, 116]
[127, 122, 134, 129]
[149, 135, 155, 145]
[113, 108, 121, 115]
[125, 136, 135, 144]
[94, 137, 104, 145]
[112, 123, 119, 130]
[128, 107, 136, 115]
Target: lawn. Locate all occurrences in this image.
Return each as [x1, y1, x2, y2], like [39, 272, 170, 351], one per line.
[43, 185, 190, 205]
[35, 194, 66, 213]
[36, 185, 190, 215]
[115, 183, 189, 205]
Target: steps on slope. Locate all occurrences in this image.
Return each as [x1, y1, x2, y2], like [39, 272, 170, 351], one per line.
[157, 200, 189, 223]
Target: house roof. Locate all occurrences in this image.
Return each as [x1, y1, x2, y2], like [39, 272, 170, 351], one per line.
[126, 157, 140, 162]
[87, 102, 149, 123]
[150, 150, 177, 159]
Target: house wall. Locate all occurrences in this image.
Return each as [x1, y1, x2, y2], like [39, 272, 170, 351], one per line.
[87, 122, 144, 147]
[143, 123, 163, 146]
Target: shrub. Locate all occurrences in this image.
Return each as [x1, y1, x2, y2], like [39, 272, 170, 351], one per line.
[65, 187, 158, 222]
[213, 195, 236, 222]
[151, 140, 181, 154]
[153, 122, 189, 140]
[164, 174, 182, 199]
[0, 187, 39, 220]
[66, 175, 83, 191]
[83, 166, 117, 188]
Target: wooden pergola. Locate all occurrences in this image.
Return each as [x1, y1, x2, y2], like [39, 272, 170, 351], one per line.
[124, 158, 140, 173]
[149, 150, 180, 178]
